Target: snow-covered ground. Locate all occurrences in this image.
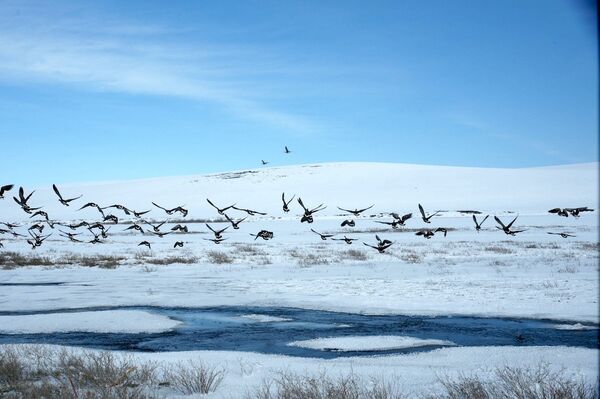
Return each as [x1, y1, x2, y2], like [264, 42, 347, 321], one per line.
[0, 162, 598, 397]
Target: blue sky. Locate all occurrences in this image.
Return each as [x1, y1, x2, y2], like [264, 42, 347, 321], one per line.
[0, 0, 597, 185]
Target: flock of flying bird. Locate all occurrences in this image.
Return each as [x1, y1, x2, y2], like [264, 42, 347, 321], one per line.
[0, 182, 594, 254]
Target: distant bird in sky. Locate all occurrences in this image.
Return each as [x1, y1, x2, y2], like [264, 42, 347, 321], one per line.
[390, 212, 412, 226]
[418, 204, 440, 224]
[152, 231, 171, 238]
[375, 234, 393, 246]
[311, 228, 334, 240]
[145, 220, 165, 232]
[224, 213, 246, 230]
[548, 208, 570, 217]
[472, 215, 489, 232]
[103, 214, 119, 224]
[547, 232, 575, 238]
[341, 219, 355, 227]
[206, 223, 229, 239]
[374, 220, 402, 229]
[125, 224, 145, 234]
[78, 202, 105, 217]
[494, 216, 525, 236]
[52, 184, 82, 206]
[337, 205, 374, 216]
[171, 224, 188, 233]
[0, 184, 14, 199]
[567, 207, 594, 217]
[173, 241, 184, 248]
[261, 160, 269, 165]
[232, 206, 267, 216]
[59, 231, 82, 242]
[206, 198, 235, 215]
[250, 230, 274, 240]
[364, 241, 393, 253]
[152, 202, 188, 217]
[281, 192, 295, 213]
[138, 241, 151, 249]
[333, 236, 357, 245]
[284, 146, 291, 154]
[133, 209, 151, 218]
[415, 228, 447, 239]
[204, 237, 227, 244]
[103, 204, 131, 215]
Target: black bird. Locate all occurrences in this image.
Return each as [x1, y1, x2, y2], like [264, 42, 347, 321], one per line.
[547, 232, 576, 238]
[494, 215, 523, 235]
[415, 228, 447, 239]
[340, 219, 355, 227]
[173, 241, 184, 248]
[375, 234, 393, 246]
[145, 221, 165, 232]
[171, 224, 189, 233]
[390, 212, 412, 226]
[250, 230, 274, 240]
[152, 231, 171, 238]
[566, 207, 594, 217]
[284, 146, 291, 154]
[472, 215, 489, 232]
[30, 210, 50, 222]
[224, 213, 246, 230]
[89, 235, 103, 244]
[152, 202, 188, 217]
[204, 237, 227, 244]
[0, 184, 14, 199]
[28, 224, 45, 234]
[78, 202, 105, 217]
[418, 204, 440, 224]
[333, 236, 357, 245]
[548, 208, 570, 217]
[103, 204, 132, 215]
[261, 160, 269, 165]
[374, 220, 402, 229]
[133, 209, 151, 218]
[206, 199, 236, 215]
[232, 206, 267, 216]
[297, 197, 326, 223]
[311, 229, 334, 240]
[281, 193, 295, 213]
[0, 222, 18, 229]
[13, 187, 40, 214]
[124, 224, 145, 234]
[206, 223, 229, 239]
[363, 241, 393, 253]
[52, 184, 82, 206]
[59, 231, 82, 242]
[67, 221, 90, 230]
[337, 205, 374, 216]
[89, 226, 110, 239]
[103, 214, 119, 224]
[88, 222, 106, 232]
[138, 241, 151, 249]
[27, 232, 51, 249]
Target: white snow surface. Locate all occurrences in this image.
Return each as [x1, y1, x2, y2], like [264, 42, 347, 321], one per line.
[240, 314, 292, 322]
[0, 310, 181, 334]
[288, 335, 456, 351]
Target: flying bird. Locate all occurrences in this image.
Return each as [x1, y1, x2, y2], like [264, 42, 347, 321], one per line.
[390, 212, 412, 225]
[494, 216, 525, 236]
[124, 224, 145, 234]
[333, 236, 357, 245]
[78, 202, 105, 217]
[152, 202, 188, 217]
[311, 229, 334, 240]
[337, 205, 374, 216]
[103, 214, 119, 224]
[548, 208, 569, 217]
[363, 241, 393, 253]
[261, 160, 269, 165]
[103, 204, 131, 215]
[374, 220, 402, 229]
[171, 224, 189, 233]
[52, 184, 82, 206]
[173, 241, 184, 248]
[250, 230, 274, 240]
[297, 197, 326, 223]
[418, 204, 440, 224]
[204, 237, 227, 244]
[281, 193, 295, 213]
[547, 232, 576, 238]
[224, 213, 246, 230]
[138, 241, 151, 249]
[206, 223, 229, 239]
[0, 184, 14, 199]
[232, 206, 267, 216]
[284, 146, 291, 154]
[566, 207, 594, 217]
[340, 219, 355, 227]
[133, 209, 151, 218]
[206, 199, 235, 215]
[472, 215, 489, 232]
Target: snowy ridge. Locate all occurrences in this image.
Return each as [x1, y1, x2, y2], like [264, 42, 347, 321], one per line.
[0, 162, 597, 222]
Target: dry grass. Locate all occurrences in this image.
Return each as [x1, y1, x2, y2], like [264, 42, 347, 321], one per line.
[161, 360, 225, 395]
[400, 250, 424, 263]
[483, 246, 514, 255]
[0, 252, 125, 269]
[289, 248, 330, 266]
[145, 255, 199, 265]
[206, 250, 234, 264]
[426, 364, 597, 399]
[337, 249, 368, 262]
[246, 371, 404, 399]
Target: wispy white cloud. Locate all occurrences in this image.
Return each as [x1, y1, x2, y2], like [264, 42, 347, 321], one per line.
[0, 2, 318, 133]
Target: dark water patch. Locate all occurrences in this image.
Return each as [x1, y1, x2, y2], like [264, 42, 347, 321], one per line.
[0, 306, 597, 359]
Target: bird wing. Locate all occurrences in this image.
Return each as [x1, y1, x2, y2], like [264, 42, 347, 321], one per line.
[217, 226, 229, 234]
[506, 215, 518, 229]
[401, 213, 412, 222]
[52, 184, 63, 200]
[472, 215, 478, 226]
[363, 242, 377, 249]
[548, 208, 561, 213]
[418, 204, 426, 219]
[152, 202, 167, 211]
[494, 216, 506, 229]
[297, 198, 308, 212]
[337, 206, 352, 213]
[481, 215, 489, 224]
[0, 184, 14, 195]
[357, 205, 374, 213]
[205, 223, 216, 233]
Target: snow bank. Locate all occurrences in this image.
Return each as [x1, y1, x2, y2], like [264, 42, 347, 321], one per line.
[288, 335, 456, 351]
[0, 310, 181, 334]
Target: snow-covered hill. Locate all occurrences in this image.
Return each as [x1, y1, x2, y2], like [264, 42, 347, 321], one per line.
[1, 162, 597, 221]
